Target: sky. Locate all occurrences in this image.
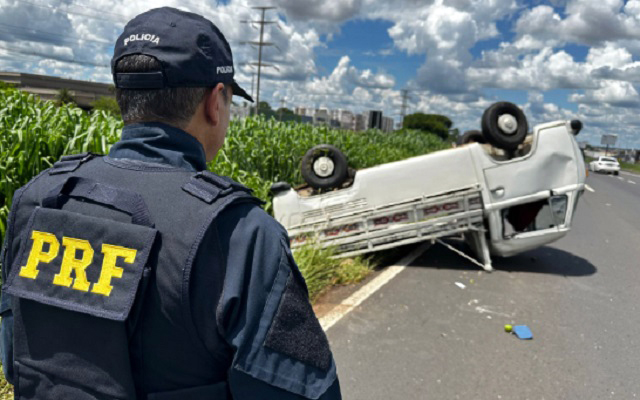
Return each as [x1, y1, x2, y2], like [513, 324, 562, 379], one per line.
[1, 0, 640, 148]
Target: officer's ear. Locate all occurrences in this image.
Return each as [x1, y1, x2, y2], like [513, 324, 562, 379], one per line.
[203, 83, 226, 127]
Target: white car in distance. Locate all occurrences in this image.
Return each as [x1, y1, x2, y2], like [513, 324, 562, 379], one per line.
[589, 156, 620, 175]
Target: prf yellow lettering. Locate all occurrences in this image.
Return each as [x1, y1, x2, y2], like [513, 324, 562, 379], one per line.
[91, 244, 137, 297]
[19, 231, 60, 280]
[53, 238, 94, 292]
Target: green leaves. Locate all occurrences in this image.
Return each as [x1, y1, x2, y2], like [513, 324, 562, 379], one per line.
[0, 88, 122, 243]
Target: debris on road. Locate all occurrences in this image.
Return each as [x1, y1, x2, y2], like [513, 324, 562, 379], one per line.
[506, 325, 533, 340]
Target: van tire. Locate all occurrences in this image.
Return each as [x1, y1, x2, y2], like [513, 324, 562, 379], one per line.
[301, 144, 349, 190]
[481, 102, 528, 151]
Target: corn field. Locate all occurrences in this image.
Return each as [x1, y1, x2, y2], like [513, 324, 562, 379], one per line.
[0, 88, 121, 242]
[0, 85, 447, 244]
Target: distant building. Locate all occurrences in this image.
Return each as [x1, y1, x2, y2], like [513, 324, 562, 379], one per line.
[295, 107, 315, 117]
[619, 148, 639, 164]
[330, 109, 356, 131]
[382, 116, 395, 133]
[0, 71, 113, 110]
[313, 108, 330, 126]
[231, 103, 251, 120]
[340, 110, 356, 131]
[290, 106, 392, 132]
[355, 114, 366, 132]
[367, 110, 383, 130]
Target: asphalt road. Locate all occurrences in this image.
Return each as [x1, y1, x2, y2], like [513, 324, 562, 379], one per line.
[326, 172, 640, 400]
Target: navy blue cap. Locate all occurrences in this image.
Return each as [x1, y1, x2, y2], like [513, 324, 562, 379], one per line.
[112, 7, 253, 102]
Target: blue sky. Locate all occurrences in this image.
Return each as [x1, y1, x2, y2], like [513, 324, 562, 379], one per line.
[317, 19, 424, 89]
[0, 0, 639, 148]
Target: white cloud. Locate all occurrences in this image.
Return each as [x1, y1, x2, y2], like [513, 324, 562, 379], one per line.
[515, 1, 640, 48]
[268, 56, 397, 113]
[586, 43, 633, 69]
[274, 0, 362, 22]
[570, 80, 640, 107]
[468, 47, 597, 91]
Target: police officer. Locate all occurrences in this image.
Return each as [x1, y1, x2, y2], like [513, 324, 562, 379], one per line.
[0, 7, 341, 400]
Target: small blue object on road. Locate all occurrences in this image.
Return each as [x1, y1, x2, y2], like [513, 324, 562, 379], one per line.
[513, 325, 533, 340]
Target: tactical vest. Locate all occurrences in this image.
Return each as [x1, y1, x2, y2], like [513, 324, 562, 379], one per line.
[2, 153, 261, 399]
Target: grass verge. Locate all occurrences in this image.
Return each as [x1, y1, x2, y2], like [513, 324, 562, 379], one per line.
[294, 244, 372, 303]
[621, 162, 640, 174]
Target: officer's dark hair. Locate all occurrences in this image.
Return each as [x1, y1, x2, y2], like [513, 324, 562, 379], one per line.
[115, 54, 230, 128]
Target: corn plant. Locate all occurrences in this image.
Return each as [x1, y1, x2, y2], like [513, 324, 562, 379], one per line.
[0, 87, 122, 243]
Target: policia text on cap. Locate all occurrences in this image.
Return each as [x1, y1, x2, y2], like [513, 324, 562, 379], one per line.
[0, 7, 342, 400]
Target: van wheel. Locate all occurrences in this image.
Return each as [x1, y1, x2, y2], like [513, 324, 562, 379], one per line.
[301, 145, 349, 190]
[458, 130, 486, 145]
[481, 102, 528, 151]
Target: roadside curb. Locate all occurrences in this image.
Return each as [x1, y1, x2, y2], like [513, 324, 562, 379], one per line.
[319, 242, 431, 332]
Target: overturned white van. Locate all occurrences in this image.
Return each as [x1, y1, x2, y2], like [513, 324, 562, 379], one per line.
[272, 102, 587, 271]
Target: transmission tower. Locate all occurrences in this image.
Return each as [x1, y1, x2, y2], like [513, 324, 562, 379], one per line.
[242, 6, 279, 115]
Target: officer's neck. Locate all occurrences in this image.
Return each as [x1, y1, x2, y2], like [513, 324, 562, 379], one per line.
[110, 122, 208, 172]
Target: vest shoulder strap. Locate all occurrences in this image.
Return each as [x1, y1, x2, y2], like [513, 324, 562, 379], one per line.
[182, 170, 261, 205]
[48, 152, 101, 175]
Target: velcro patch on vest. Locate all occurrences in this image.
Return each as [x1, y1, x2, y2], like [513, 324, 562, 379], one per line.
[4, 207, 157, 321]
[264, 270, 332, 371]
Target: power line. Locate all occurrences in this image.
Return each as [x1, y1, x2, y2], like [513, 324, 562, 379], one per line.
[0, 44, 109, 68]
[0, 23, 112, 48]
[242, 6, 279, 113]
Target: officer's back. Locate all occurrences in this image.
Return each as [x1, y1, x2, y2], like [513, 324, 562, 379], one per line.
[0, 7, 341, 400]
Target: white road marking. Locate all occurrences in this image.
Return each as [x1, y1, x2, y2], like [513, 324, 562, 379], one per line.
[319, 242, 431, 332]
[585, 184, 595, 193]
[629, 180, 637, 185]
[618, 176, 625, 181]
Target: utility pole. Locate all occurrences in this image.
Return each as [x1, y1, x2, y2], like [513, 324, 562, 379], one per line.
[242, 6, 278, 115]
[250, 72, 255, 101]
[279, 98, 286, 120]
